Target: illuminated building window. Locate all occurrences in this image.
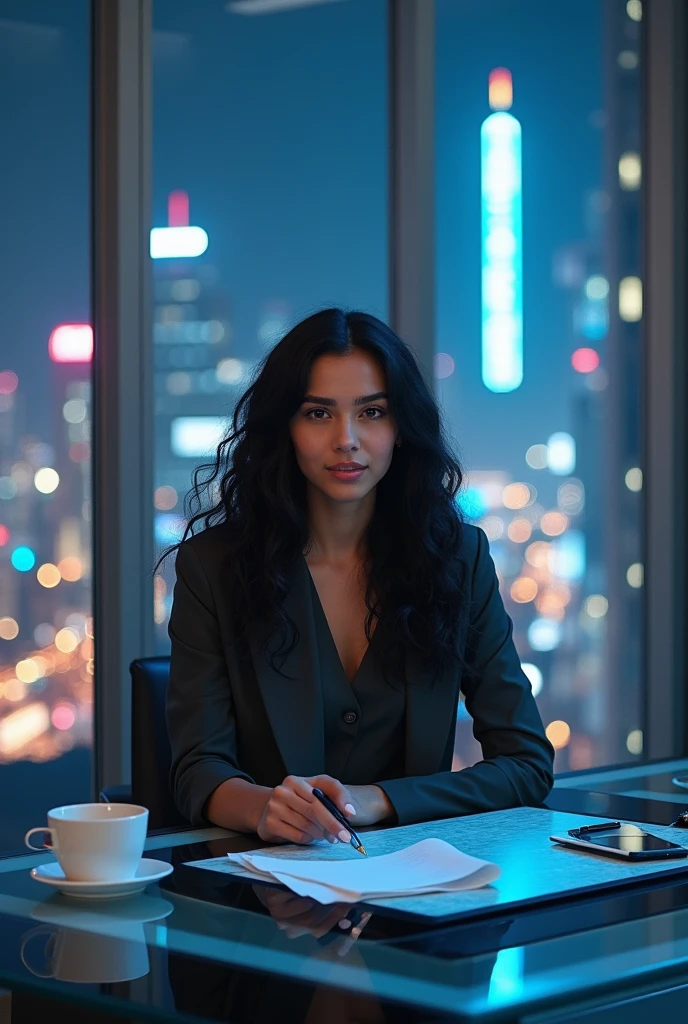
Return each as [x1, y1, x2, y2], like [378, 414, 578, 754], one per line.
[618, 152, 641, 191]
[619, 276, 642, 321]
[481, 70, 523, 393]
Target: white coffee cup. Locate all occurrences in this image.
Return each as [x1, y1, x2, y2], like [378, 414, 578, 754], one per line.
[25, 803, 149, 882]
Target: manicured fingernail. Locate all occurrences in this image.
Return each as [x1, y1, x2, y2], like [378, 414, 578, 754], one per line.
[344, 804, 356, 815]
[338, 918, 352, 929]
[338, 829, 351, 843]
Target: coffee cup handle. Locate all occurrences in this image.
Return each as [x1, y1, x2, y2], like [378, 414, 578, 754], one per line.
[20, 926, 58, 978]
[25, 827, 53, 851]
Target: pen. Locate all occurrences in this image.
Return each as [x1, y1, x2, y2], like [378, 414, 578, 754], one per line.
[568, 821, 621, 837]
[312, 787, 367, 856]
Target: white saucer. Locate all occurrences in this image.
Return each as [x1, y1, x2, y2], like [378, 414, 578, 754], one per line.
[30, 859, 173, 899]
[31, 893, 175, 930]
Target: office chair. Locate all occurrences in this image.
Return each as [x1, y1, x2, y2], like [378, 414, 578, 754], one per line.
[100, 656, 190, 831]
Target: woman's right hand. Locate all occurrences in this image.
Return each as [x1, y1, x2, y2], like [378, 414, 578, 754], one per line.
[253, 886, 354, 939]
[256, 774, 355, 845]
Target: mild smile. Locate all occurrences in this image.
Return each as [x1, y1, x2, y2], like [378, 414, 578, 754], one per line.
[326, 463, 368, 482]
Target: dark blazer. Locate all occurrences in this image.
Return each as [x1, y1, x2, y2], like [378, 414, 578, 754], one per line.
[166, 523, 554, 827]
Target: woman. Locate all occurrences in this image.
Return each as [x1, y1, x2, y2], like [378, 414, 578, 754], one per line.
[166, 308, 554, 847]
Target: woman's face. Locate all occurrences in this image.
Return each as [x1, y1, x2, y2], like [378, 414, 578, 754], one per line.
[290, 349, 399, 504]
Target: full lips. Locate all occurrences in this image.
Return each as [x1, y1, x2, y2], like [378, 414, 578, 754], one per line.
[327, 467, 366, 481]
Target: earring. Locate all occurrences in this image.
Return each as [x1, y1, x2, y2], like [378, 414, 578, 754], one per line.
[395, 439, 402, 447]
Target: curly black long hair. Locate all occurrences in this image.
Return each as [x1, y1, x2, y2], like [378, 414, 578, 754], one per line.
[162, 308, 472, 679]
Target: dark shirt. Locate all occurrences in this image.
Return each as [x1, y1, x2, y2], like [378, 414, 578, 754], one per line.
[307, 571, 406, 784]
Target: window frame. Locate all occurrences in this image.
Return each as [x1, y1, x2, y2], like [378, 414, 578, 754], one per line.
[92, 0, 155, 794]
[643, 0, 688, 758]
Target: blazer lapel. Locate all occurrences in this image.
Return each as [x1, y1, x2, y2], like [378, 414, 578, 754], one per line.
[249, 558, 461, 781]
[250, 556, 325, 778]
[404, 655, 461, 777]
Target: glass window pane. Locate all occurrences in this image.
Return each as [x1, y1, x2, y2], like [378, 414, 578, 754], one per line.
[152, 0, 388, 647]
[0, 0, 92, 851]
[436, 0, 642, 770]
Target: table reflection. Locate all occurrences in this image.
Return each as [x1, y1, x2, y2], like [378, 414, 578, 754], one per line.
[163, 840, 513, 1023]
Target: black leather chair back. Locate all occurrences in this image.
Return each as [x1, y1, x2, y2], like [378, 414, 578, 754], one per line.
[131, 656, 190, 831]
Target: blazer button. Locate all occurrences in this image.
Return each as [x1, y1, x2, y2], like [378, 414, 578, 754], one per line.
[343, 710, 357, 725]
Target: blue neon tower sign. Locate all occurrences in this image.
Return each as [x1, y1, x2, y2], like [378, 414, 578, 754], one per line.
[481, 69, 523, 393]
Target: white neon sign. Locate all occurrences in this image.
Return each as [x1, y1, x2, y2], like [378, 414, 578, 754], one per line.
[150, 226, 209, 260]
[481, 111, 523, 392]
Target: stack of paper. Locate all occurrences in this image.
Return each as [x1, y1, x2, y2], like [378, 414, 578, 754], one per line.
[224, 838, 501, 904]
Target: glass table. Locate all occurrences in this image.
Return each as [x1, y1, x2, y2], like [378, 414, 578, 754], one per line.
[547, 757, 688, 827]
[2, 799, 688, 1024]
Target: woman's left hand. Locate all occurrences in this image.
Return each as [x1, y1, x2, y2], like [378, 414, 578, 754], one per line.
[305, 780, 394, 828]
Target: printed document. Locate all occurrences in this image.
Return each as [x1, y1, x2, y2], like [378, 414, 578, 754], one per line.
[218, 838, 500, 904]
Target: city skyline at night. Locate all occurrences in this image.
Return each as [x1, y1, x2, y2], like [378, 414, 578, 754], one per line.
[0, 0, 643, 848]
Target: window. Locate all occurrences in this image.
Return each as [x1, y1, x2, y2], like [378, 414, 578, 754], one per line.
[0, 0, 91, 851]
[436, 0, 642, 770]
[151, 0, 388, 647]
